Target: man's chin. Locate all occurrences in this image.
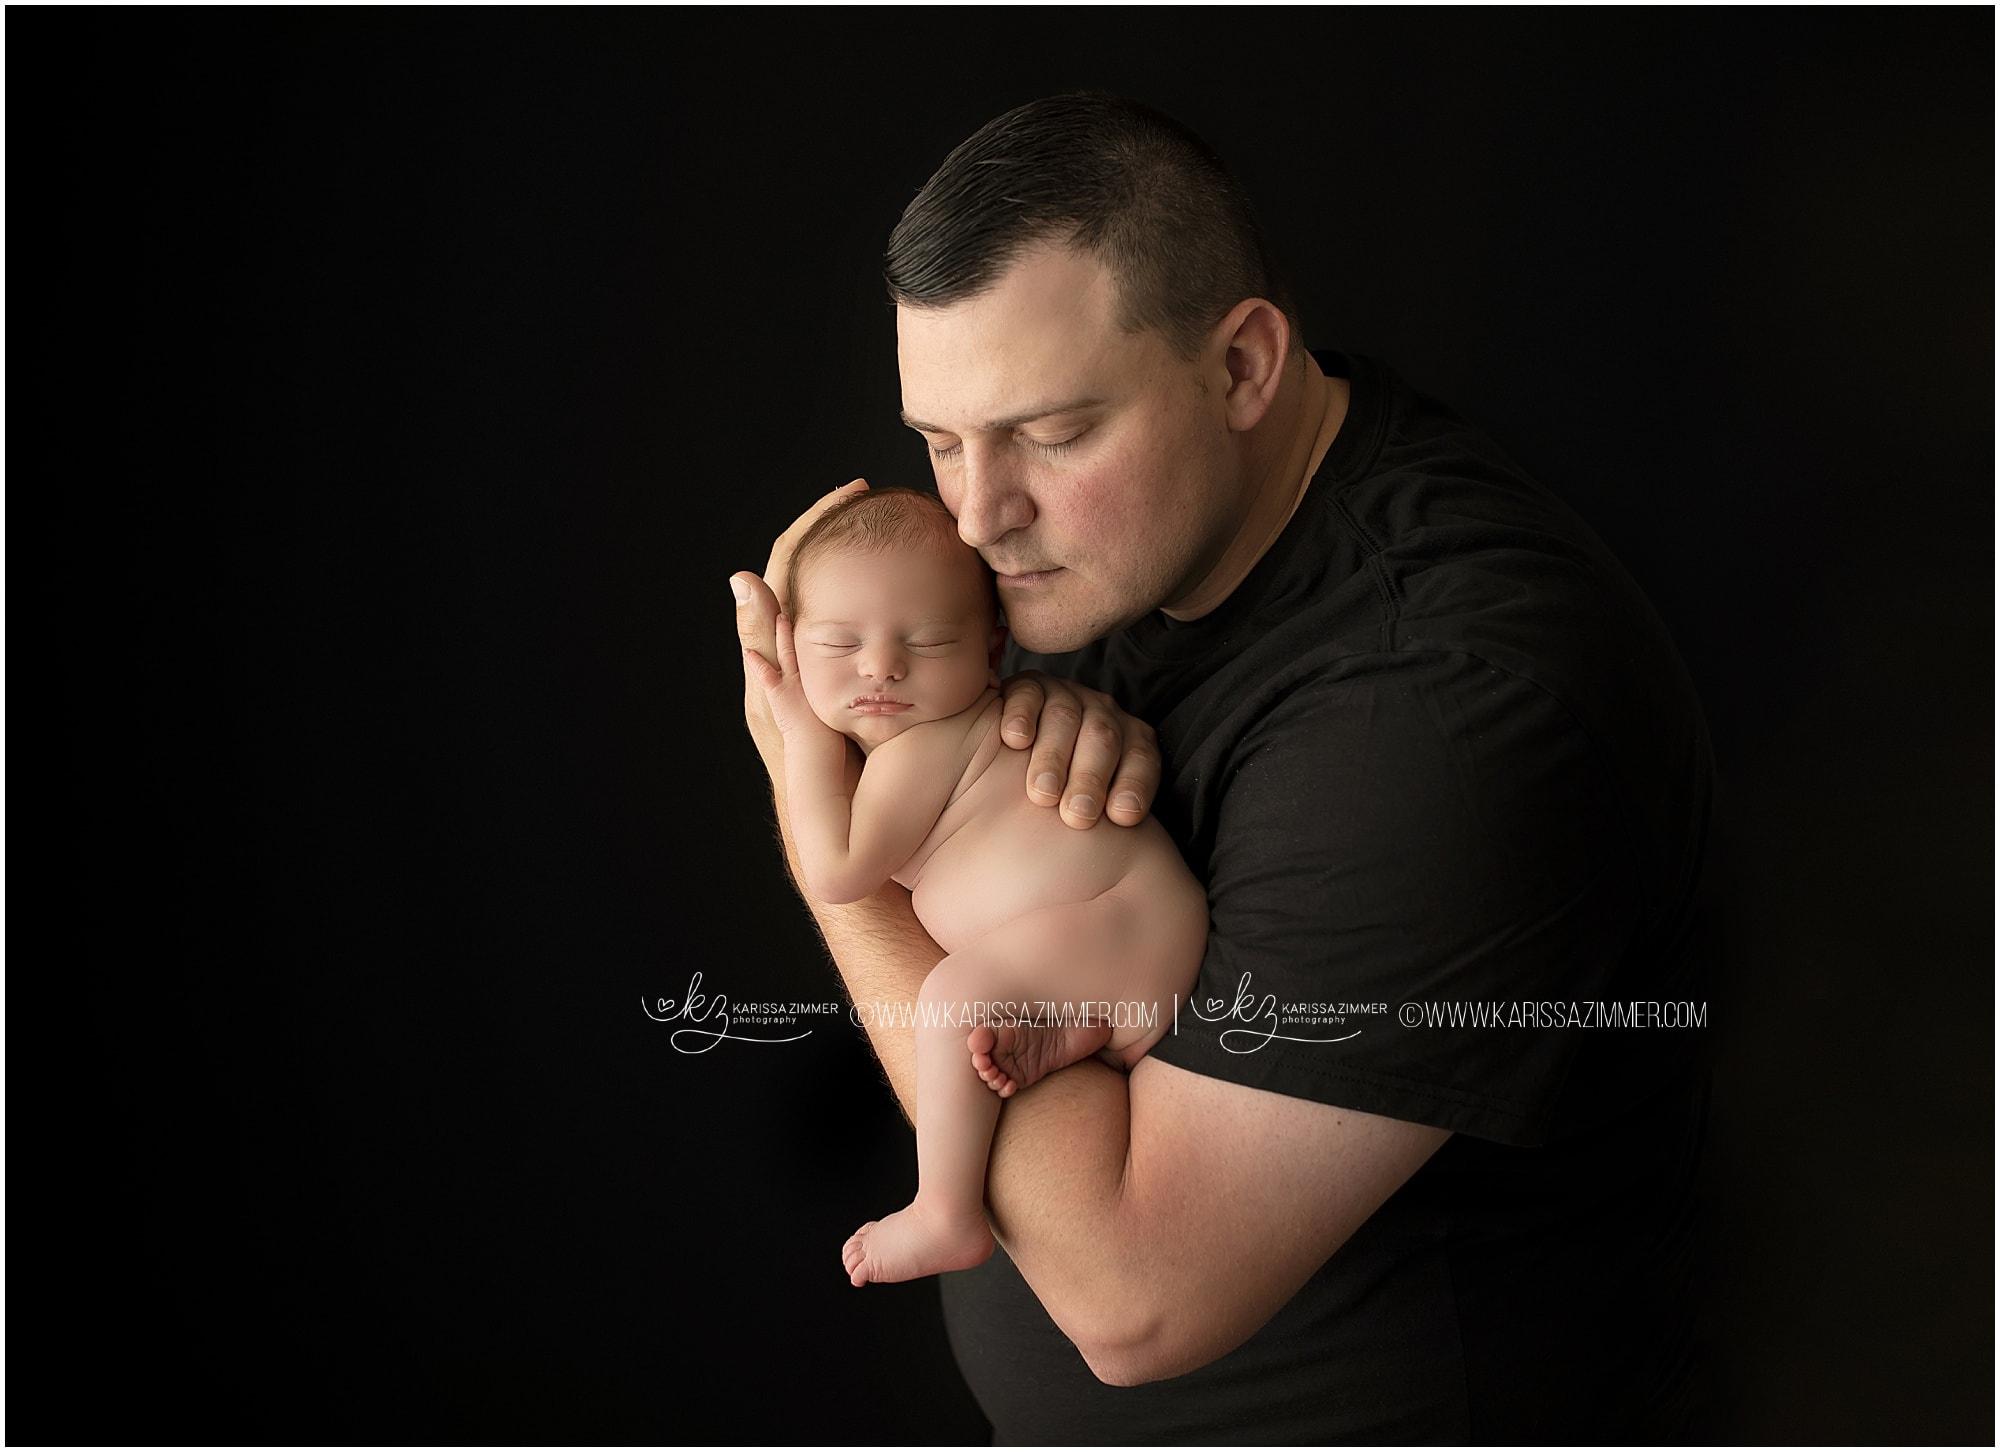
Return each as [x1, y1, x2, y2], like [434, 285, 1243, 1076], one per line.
[1000, 577, 1152, 654]
[1002, 608, 1113, 656]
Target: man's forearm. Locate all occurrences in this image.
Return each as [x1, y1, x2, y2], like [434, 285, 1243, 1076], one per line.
[771, 774, 933, 1125]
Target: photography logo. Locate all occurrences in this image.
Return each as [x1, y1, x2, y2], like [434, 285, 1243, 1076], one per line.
[1180, 972, 1383, 1054]
[643, 971, 842, 1054]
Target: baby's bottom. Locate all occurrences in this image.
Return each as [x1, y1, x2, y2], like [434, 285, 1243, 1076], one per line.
[840, 864, 1207, 1288]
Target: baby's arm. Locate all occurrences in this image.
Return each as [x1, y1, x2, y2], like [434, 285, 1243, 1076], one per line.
[793, 720, 966, 903]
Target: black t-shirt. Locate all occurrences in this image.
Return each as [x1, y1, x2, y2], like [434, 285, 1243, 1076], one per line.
[944, 348, 1716, 1443]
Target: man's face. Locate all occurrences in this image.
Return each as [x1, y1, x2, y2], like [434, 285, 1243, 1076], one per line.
[792, 542, 1004, 750]
[896, 242, 1241, 654]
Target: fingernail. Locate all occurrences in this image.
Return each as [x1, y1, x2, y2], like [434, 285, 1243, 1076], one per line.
[1068, 795, 1098, 820]
[1005, 717, 1031, 742]
[1033, 772, 1060, 797]
[729, 577, 749, 605]
[1113, 793, 1142, 817]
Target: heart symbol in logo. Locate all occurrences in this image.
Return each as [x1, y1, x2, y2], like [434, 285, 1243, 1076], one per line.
[1206, 998, 1223, 1013]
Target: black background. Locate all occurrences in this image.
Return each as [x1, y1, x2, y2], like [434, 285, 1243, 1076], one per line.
[13, 7, 1992, 1445]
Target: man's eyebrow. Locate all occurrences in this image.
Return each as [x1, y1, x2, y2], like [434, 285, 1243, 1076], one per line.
[898, 396, 1107, 434]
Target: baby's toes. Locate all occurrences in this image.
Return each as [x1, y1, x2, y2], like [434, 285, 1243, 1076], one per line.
[842, 1238, 869, 1285]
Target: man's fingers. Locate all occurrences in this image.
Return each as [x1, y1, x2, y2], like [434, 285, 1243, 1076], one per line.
[1104, 721, 1161, 825]
[999, 673, 1045, 750]
[1003, 670, 1155, 828]
[1024, 693, 1083, 807]
[736, 481, 865, 762]
[1057, 704, 1124, 828]
[732, 570, 780, 668]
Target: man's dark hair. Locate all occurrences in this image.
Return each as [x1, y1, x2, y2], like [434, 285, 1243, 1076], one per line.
[884, 91, 1303, 364]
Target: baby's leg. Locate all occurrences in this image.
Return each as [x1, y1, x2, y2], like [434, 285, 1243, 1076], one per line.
[841, 960, 1006, 1288]
[969, 869, 1206, 1096]
[840, 885, 1198, 1288]
[844, 888, 1200, 1296]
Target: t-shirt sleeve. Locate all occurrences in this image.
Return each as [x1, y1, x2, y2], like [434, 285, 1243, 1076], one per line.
[1144, 650, 1643, 1146]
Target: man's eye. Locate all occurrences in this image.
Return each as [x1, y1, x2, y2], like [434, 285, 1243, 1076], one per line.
[927, 433, 1081, 461]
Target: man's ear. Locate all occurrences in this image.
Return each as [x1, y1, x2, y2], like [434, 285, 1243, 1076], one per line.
[987, 620, 1009, 686]
[1213, 295, 1291, 434]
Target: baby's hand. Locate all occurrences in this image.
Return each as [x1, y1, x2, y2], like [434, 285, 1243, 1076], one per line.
[742, 612, 831, 742]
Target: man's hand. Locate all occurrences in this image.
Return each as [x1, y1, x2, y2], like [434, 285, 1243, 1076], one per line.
[1000, 671, 1161, 829]
[732, 478, 871, 774]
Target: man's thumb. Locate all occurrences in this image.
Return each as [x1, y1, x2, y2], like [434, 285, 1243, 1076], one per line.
[731, 570, 780, 652]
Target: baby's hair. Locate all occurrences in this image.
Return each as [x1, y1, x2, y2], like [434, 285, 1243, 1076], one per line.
[786, 486, 1001, 625]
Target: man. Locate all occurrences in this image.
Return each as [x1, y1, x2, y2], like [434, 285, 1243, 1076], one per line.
[733, 92, 1713, 1441]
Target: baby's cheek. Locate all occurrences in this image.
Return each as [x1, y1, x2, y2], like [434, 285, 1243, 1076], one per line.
[798, 663, 842, 722]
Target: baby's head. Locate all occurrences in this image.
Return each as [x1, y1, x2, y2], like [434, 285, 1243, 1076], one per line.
[784, 487, 1006, 751]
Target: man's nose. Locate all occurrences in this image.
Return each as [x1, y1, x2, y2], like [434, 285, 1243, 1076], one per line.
[954, 445, 1033, 551]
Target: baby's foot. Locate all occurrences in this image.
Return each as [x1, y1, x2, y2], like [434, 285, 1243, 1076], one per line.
[968, 1020, 1113, 1098]
[841, 1200, 994, 1286]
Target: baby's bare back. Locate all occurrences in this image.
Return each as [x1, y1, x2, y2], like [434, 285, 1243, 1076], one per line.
[892, 697, 1201, 954]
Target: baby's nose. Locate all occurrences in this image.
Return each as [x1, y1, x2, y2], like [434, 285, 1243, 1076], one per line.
[860, 651, 906, 682]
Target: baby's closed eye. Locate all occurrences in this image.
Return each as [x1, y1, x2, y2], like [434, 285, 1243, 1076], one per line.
[811, 639, 958, 652]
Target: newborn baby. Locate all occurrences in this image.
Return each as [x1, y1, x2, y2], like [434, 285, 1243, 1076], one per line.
[742, 487, 1207, 1287]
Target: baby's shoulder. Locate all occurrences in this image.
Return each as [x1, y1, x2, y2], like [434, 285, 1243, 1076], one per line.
[905, 689, 1005, 809]
[958, 686, 1005, 746]
[967, 688, 1012, 755]
[947, 692, 1010, 799]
